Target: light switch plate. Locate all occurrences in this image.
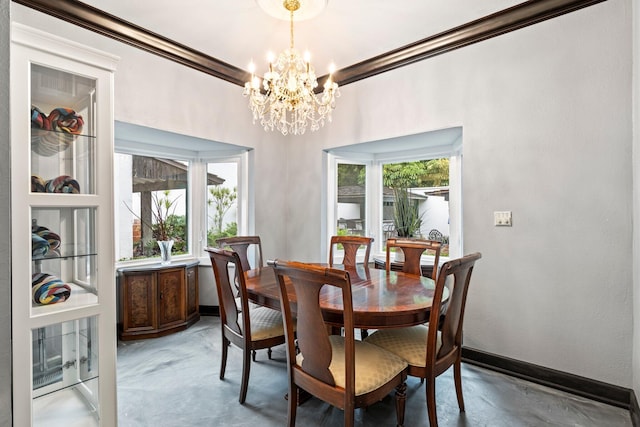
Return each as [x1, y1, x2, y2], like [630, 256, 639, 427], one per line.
[494, 211, 512, 226]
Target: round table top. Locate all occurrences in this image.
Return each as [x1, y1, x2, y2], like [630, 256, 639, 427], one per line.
[244, 264, 447, 329]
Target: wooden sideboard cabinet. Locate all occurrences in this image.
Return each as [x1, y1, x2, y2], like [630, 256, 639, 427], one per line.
[117, 260, 200, 340]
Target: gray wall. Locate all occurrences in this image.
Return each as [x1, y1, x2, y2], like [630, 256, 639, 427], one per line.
[284, 0, 634, 386]
[633, 0, 640, 405]
[0, 0, 12, 425]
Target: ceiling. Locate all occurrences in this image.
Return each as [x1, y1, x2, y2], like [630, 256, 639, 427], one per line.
[77, 0, 524, 81]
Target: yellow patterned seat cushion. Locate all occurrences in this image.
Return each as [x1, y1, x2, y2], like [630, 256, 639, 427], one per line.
[244, 306, 286, 340]
[297, 335, 407, 396]
[364, 325, 442, 368]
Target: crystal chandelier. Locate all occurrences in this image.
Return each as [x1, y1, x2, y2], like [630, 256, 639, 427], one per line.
[243, 0, 340, 136]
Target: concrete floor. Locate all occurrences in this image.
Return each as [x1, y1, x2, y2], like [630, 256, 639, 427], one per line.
[117, 316, 632, 426]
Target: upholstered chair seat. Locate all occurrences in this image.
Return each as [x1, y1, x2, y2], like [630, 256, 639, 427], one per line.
[297, 335, 407, 396]
[245, 306, 287, 341]
[364, 325, 442, 368]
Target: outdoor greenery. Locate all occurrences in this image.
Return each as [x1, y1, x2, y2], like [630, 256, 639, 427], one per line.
[207, 185, 238, 246]
[382, 159, 449, 188]
[208, 186, 237, 234]
[382, 160, 449, 238]
[338, 159, 449, 188]
[338, 159, 450, 239]
[207, 221, 237, 247]
[125, 190, 186, 259]
[392, 187, 422, 237]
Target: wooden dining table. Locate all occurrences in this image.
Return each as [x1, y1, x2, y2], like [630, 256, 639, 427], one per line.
[244, 263, 448, 329]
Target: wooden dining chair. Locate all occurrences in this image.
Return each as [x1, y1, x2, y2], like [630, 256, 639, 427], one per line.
[271, 260, 408, 427]
[329, 235, 375, 338]
[364, 252, 482, 427]
[385, 238, 442, 280]
[328, 235, 374, 267]
[206, 247, 286, 404]
[216, 235, 264, 272]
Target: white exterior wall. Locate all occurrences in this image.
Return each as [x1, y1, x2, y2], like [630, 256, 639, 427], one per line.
[9, 0, 635, 395]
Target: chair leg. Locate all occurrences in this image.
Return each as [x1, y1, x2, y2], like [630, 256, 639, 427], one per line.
[268, 347, 273, 359]
[426, 378, 438, 427]
[252, 349, 256, 362]
[220, 336, 229, 380]
[360, 328, 369, 339]
[287, 384, 298, 427]
[344, 401, 355, 427]
[395, 381, 407, 427]
[239, 347, 252, 404]
[454, 358, 465, 412]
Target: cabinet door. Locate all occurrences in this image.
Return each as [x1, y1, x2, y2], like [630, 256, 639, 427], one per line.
[121, 272, 157, 334]
[186, 265, 199, 321]
[157, 269, 186, 329]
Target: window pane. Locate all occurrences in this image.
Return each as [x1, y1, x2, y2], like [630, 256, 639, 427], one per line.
[207, 162, 238, 246]
[382, 158, 450, 255]
[336, 163, 366, 236]
[114, 153, 188, 261]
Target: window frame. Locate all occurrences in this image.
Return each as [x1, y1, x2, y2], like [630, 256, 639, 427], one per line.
[324, 129, 463, 261]
[114, 133, 252, 268]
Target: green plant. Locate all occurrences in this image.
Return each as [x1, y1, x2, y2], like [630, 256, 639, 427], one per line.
[208, 186, 237, 234]
[207, 221, 238, 247]
[392, 187, 422, 238]
[125, 190, 181, 241]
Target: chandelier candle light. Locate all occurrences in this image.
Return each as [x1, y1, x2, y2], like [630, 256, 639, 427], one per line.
[243, 0, 340, 135]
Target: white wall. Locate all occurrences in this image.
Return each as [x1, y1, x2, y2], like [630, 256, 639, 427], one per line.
[419, 195, 450, 239]
[284, 0, 633, 386]
[10, 0, 635, 391]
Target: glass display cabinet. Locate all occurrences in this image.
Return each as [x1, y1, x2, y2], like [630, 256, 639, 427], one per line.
[11, 24, 118, 426]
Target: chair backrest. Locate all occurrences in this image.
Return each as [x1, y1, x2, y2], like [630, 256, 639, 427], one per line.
[271, 260, 356, 397]
[206, 247, 250, 343]
[427, 252, 481, 366]
[328, 235, 374, 267]
[216, 236, 263, 272]
[385, 238, 442, 279]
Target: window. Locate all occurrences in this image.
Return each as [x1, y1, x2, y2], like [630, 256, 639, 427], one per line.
[114, 121, 251, 265]
[382, 159, 450, 255]
[114, 154, 188, 262]
[207, 161, 239, 246]
[336, 163, 367, 236]
[325, 127, 462, 260]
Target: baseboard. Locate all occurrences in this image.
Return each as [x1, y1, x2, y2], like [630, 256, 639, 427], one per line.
[462, 347, 631, 410]
[199, 305, 219, 316]
[631, 389, 640, 427]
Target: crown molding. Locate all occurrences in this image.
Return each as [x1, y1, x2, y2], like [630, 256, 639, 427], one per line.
[13, 0, 607, 88]
[329, 0, 607, 86]
[12, 0, 248, 86]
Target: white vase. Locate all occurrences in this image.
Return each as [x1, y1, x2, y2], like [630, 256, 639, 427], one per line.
[158, 240, 174, 265]
[394, 249, 405, 263]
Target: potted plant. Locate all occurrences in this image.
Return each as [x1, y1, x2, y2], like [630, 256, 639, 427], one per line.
[126, 190, 180, 264]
